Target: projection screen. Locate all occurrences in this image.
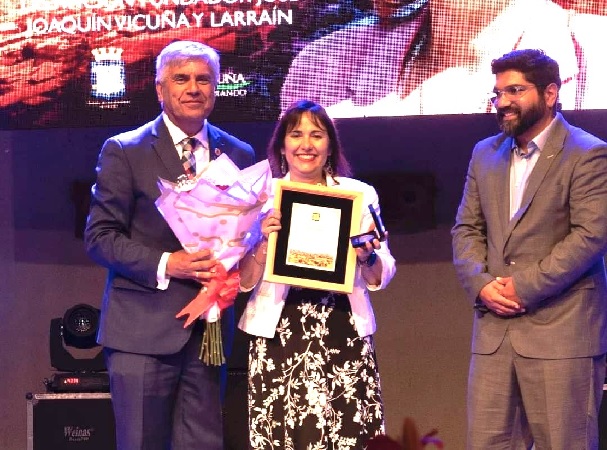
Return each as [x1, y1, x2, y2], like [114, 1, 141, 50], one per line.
[1, 0, 605, 129]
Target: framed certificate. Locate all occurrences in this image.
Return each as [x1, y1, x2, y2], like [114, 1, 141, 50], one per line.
[263, 179, 363, 293]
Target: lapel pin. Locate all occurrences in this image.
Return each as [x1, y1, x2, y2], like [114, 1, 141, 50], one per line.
[214, 148, 222, 156]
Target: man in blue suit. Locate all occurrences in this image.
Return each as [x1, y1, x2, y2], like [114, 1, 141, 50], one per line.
[84, 40, 255, 450]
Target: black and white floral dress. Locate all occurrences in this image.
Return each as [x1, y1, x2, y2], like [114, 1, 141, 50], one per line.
[248, 286, 385, 450]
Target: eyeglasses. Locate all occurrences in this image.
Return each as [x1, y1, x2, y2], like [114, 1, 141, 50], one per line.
[490, 84, 537, 104]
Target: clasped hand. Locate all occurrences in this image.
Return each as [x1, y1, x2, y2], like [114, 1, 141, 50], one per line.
[479, 276, 525, 316]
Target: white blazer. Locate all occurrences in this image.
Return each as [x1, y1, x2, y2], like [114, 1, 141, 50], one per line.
[238, 174, 396, 338]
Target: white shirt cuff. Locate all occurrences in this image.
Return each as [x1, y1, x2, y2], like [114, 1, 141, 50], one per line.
[156, 252, 171, 290]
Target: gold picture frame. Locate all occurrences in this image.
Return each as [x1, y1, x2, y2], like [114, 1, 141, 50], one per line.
[263, 180, 363, 293]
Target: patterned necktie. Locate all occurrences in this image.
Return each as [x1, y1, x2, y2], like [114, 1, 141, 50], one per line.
[181, 137, 199, 179]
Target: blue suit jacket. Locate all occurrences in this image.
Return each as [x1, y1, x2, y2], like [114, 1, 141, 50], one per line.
[85, 115, 255, 355]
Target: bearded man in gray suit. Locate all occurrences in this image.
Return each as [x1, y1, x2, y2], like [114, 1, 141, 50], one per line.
[452, 49, 607, 449]
[85, 41, 254, 450]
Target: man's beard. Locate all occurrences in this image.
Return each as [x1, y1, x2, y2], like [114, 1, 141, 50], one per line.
[497, 101, 547, 137]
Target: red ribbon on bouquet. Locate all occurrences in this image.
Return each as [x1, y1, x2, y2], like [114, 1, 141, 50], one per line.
[176, 263, 240, 365]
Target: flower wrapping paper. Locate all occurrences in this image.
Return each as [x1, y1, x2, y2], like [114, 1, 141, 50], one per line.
[155, 154, 272, 324]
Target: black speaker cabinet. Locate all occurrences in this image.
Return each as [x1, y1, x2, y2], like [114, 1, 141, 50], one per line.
[26, 375, 247, 449]
[26, 392, 116, 450]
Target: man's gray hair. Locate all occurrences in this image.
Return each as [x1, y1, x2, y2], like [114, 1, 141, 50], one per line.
[155, 40, 220, 87]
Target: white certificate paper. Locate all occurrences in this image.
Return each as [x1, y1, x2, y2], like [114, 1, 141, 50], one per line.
[285, 202, 341, 271]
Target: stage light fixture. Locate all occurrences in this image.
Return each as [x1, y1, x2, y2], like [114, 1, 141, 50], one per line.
[62, 303, 100, 349]
[48, 304, 108, 392]
[49, 303, 104, 372]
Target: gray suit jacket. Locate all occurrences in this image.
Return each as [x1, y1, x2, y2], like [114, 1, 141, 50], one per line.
[452, 113, 607, 359]
[85, 115, 255, 355]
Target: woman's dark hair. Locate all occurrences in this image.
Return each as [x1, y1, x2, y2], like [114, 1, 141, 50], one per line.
[267, 100, 352, 179]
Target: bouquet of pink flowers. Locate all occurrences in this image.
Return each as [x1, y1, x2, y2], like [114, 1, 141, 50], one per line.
[155, 154, 272, 365]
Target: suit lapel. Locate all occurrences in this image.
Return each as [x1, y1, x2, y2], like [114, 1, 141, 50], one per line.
[151, 116, 184, 182]
[504, 115, 567, 239]
[207, 123, 225, 161]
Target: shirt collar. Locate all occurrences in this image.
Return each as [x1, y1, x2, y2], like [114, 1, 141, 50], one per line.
[161, 113, 208, 149]
[511, 116, 557, 158]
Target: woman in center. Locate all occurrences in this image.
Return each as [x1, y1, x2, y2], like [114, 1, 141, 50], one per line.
[238, 100, 396, 449]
